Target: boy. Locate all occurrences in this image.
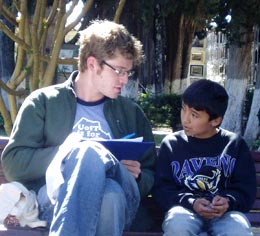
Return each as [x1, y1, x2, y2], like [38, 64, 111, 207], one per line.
[1, 20, 157, 236]
[153, 79, 256, 236]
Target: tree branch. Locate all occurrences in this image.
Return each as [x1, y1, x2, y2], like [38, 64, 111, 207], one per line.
[0, 20, 31, 51]
[0, 79, 28, 97]
[0, 0, 18, 26]
[114, 0, 126, 23]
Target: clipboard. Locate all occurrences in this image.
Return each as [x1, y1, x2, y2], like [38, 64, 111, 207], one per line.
[97, 140, 154, 161]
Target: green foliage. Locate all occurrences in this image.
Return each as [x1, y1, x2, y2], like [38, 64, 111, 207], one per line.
[138, 93, 182, 131]
[252, 138, 260, 151]
[153, 133, 166, 146]
[213, 0, 260, 45]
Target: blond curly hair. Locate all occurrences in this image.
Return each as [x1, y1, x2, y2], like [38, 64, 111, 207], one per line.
[78, 19, 144, 72]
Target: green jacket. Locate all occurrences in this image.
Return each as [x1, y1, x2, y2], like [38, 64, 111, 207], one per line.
[1, 71, 157, 199]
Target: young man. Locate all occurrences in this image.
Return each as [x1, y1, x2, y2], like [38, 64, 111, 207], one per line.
[153, 79, 256, 236]
[1, 20, 157, 236]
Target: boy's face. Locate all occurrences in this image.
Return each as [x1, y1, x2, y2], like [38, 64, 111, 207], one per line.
[181, 102, 221, 139]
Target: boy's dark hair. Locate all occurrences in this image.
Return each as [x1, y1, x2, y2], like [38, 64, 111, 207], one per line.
[182, 79, 229, 120]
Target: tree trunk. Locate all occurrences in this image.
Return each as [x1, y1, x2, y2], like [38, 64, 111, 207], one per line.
[113, 0, 126, 23]
[0, 0, 15, 135]
[0, 0, 94, 135]
[0, 0, 15, 109]
[153, 4, 164, 95]
[244, 63, 260, 147]
[221, 77, 247, 134]
[221, 28, 253, 134]
[164, 12, 183, 94]
[164, 12, 195, 94]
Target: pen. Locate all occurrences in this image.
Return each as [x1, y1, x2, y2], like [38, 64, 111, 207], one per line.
[122, 133, 136, 139]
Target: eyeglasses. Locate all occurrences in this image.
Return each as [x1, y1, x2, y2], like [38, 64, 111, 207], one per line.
[102, 61, 135, 77]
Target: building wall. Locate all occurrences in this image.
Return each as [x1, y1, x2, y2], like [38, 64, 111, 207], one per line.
[251, 26, 260, 86]
[206, 31, 228, 85]
[56, 44, 79, 84]
[187, 31, 228, 87]
[187, 36, 207, 85]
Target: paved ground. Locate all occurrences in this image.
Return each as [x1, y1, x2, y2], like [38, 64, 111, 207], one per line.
[252, 227, 260, 236]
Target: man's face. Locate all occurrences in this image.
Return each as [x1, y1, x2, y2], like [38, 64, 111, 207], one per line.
[94, 54, 134, 99]
[181, 102, 220, 139]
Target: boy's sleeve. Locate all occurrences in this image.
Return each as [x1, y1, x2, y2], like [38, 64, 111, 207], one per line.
[221, 140, 257, 213]
[152, 139, 196, 212]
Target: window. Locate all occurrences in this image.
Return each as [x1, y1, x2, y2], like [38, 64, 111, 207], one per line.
[190, 65, 203, 77]
[191, 53, 203, 62]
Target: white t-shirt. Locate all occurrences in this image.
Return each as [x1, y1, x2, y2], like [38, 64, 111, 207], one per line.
[72, 97, 113, 140]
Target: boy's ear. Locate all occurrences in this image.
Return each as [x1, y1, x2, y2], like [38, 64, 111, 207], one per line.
[211, 117, 222, 127]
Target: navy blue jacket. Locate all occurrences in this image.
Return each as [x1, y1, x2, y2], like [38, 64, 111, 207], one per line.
[153, 129, 256, 213]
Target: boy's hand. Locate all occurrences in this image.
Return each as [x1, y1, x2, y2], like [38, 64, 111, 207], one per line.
[210, 195, 229, 216]
[193, 198, 216, 219]
[121, 160, 141, 179]
[193, 195, 229, 219]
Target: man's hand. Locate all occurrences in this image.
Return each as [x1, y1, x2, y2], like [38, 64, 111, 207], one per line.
[121, 160, 141, 179]
[193, 195, 229, 219]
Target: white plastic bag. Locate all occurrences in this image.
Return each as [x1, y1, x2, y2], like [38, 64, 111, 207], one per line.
[0, 181, 47, 228]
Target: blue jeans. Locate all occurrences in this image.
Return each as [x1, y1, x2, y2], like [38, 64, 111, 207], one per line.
[162, 206, 253, 236]
[38, 141, 140, 236]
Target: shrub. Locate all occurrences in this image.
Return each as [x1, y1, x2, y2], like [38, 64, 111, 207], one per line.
[138, 93, 182, 131]
[252, 139, 260, 151]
